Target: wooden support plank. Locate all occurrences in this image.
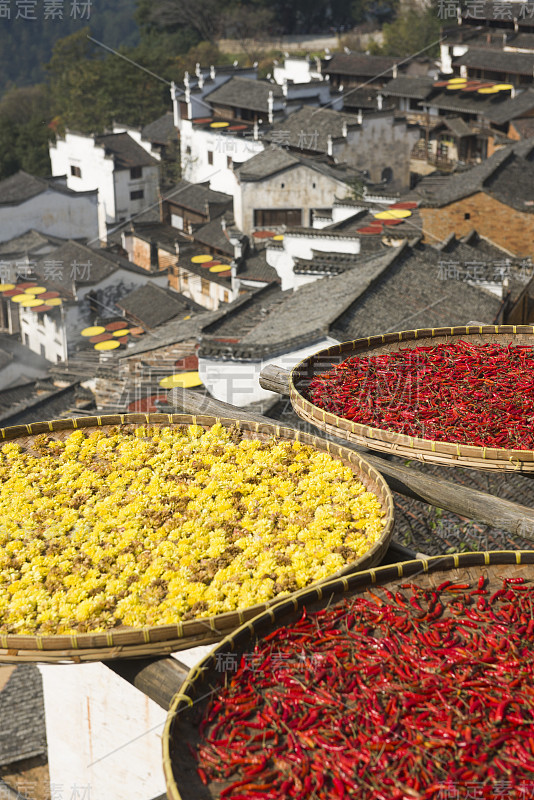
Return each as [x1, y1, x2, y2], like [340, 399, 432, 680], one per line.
[169, 380, 534, 541]
[104, 656, 190, 711]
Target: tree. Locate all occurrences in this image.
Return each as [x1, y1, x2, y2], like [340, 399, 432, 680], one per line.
[222, 4, 278, 62]
[375, 5, 441, 57]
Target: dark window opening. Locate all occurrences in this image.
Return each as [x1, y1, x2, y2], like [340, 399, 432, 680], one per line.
[227, 156, 232, 168]
[207, 151, 214, 165]
[130, 190, 144, 200]
[254, 208, 302, 227]
[130, 166, 142, 180]
[70, 165, 82, 178]
[464, 212, 471, 220]
[382, 167, 393, 183]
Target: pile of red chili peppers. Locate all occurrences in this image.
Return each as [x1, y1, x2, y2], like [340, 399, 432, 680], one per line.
[307, 341, 534, 450]
[193, 576, 534, 798]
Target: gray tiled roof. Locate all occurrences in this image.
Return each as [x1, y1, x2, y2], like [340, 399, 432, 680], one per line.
[511, 116, 534, 137]
[203, 77, 284, 113]
[440, 116, 473, 138]
[454, 47, 534, 75]
[240, 247, 400, 347]
[412, 139, 534, 209]
[331, 242, 502, 341]
[486, 87, 534, 124]
[0, 229, 66, 257]
[116, 283, 201, 328]
[264, 106, 360, 153]
[117, 307, 227, 358]
[0, 171, 95, 206]
[192, 217, 234, 256]
[0, 665, 47, 767]
[94, 133, 159, 170]
[423, 88, 510, 116]
[202, 283, 284, 339]
[235, 148, 359, 185]
[234, 148, 300, 181]
[141, 112, 178, 145]
[33, 240, 149, 294]
[237, 248, 280, 284]
[164, 180, 232, 214]
[381, 76, 436, 99]
[323, 53, 400, 78]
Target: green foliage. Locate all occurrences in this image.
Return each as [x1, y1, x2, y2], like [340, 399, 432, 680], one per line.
[346, 176, 365, 200]
[376, 6, 441, 57]
[0, 84, 53, 180]
[0, 0, 139, 95]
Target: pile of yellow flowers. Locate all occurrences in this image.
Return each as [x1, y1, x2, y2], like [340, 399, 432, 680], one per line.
[0, 423, 386, 635]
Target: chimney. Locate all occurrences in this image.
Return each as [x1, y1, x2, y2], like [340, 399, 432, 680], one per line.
[327, 134, 333, 156]
[254, 119, 259, 140]
[210, 64, 215, 79]
[342, 120, 348, 137]
[357, 109, 363, 124]
[198, 73, 204, 90]
[377, 93, 383, 111]
[268, 90, 274, 124]
[184, 71, 190, 88]
[195, 62, 201, 78]
[170, 81, 181, 128]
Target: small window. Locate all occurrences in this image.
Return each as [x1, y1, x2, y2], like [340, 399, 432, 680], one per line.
[57, 353, 62, 363]
[312, 182, 316, 189]
[70, 165, 82, 178]
[40, 344, 46, 357]
[130, 166, 142, 180]
[464, 212, 471, 220]
[130, 190, 144, 200]
[281, 182, 285, 188]
[227, 156, 232, 168]
[186, 146, 192, 155]
[207, 151, 214, 165]
[382, 167, 393, 183]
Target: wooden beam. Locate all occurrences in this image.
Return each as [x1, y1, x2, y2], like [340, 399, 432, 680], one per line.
[104, 656, 190, 710]
[170, 380, 534, 541]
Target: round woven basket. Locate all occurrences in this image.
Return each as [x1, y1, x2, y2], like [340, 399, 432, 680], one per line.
[163, 549, 534, 800]
[0, 412, 393, 663]
[290, 324, 534, 472]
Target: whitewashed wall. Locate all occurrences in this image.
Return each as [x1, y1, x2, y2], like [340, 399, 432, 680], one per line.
[180, 121, 264, 191]
[0, 189, 99, 244]
[199, 337, 338, 406]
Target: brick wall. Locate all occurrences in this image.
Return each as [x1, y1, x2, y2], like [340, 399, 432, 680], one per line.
[420, 192, 534, 257]
[131, 238, 152, 271]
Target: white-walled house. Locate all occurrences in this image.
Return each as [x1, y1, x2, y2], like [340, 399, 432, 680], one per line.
[272, 55, 323, 85]
[19, 241, 168, 362]
[0, 171, 98, 244]
[232, 148, 361, 236]
[179, 117, 265, 189]
[49, 132, 160, 242]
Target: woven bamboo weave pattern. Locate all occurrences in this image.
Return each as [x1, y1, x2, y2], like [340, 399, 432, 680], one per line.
[163, 550, 534, 800]
[0, 413, 393, 663]
[290, 326, 534, 472]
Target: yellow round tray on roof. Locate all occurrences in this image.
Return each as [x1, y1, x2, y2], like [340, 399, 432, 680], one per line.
[159, 372, 202, 389]
[94, 340, 120, 351]
[24, 287, 47, 295]
[81, 326, 106, 337]
[374, 209, 411, 220]
[191, 255, 213, 264]
[20, 298, 44, 307]
[0, 284, 15, 292]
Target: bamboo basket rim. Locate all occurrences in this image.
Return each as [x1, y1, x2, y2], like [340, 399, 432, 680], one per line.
[289, 325, 534, 471]
[0, 412, 393, 663]
[162, 549, 534, 800]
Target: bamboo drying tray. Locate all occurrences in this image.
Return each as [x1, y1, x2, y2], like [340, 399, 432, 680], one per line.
[290, 325, 534, 472]
[0, 412, 393, 663]
[163, 549, 534, 800]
